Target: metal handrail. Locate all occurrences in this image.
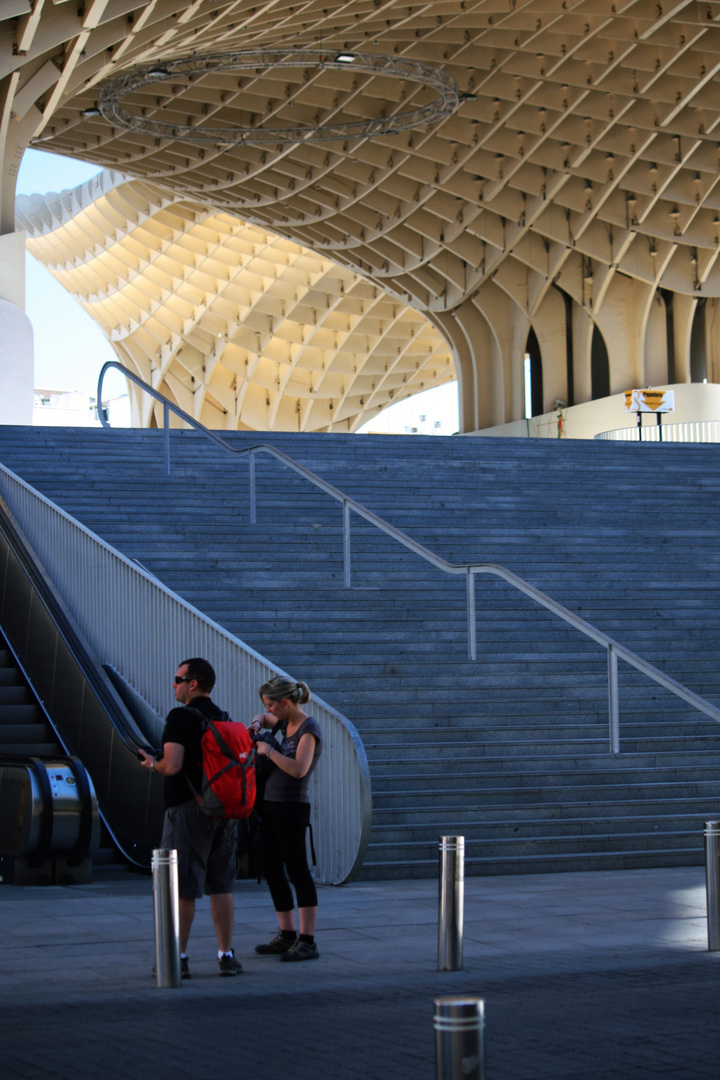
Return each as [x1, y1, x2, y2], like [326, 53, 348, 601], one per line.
[98, 360, 720, 752]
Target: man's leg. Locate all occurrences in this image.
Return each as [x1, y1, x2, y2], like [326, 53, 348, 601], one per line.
[161, 805, 201, 956]
[179, 898, 196, 953]
[210, 893, 233, 952]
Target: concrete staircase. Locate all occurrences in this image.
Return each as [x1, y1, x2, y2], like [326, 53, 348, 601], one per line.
[1, 426, 720, 877]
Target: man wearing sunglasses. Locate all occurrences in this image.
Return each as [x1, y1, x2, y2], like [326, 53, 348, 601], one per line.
[138, 657, 242, 977]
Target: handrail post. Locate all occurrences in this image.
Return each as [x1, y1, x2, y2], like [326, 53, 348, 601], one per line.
[608, 643, 620, 754]
[466, 569, 477, 661]
[249, 448, 256, 525]
[163, 404, 170, 476]
[343, 500, 351, 588]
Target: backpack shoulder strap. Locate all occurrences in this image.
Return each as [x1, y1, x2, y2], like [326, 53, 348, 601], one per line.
[183, 704, 208, 728]
[183, 705, 231, 728]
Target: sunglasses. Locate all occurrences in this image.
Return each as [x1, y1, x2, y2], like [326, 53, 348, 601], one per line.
[174, 675, 193, 684]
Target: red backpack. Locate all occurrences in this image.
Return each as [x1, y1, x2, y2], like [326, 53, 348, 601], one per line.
[186, 709, 257, 819]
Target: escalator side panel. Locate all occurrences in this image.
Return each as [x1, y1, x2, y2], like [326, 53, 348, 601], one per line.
[0, 511, 164, 866]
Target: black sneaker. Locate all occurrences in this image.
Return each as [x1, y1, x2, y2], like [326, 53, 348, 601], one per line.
[218, 951, 243, 976]
[151, 957, 191, 979]
[280, 940, 319, 963]
[255, 933, 296, 955]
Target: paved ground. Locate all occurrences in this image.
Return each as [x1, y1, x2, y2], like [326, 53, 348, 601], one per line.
[2, 863, 720, 1079]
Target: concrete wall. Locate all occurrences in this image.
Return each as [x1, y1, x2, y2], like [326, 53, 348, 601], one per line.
[0, 300, 33, 426]
[0, 231, 32, 424]
[466, 383, 720, 441]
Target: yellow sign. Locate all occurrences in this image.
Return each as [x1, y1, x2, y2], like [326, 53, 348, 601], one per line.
[624, 389, 675, 413]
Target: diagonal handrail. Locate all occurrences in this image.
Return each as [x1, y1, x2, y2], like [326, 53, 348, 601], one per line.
[98, 360, 720, 752]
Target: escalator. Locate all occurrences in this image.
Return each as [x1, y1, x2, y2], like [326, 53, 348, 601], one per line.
[0, 496, 164, 882]
[0, 631, 62, 756]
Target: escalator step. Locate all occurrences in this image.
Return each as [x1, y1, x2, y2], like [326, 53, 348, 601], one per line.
[0, 741, 60, 756]
[0, 721, 56, 744]
[0, 703, 46, 722]
[0, 687, 35, 705]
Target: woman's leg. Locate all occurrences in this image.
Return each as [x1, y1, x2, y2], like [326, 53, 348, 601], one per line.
[259, 802, 295, 918]
[276, 802, 317, 919]
[298, 905, 317, 936]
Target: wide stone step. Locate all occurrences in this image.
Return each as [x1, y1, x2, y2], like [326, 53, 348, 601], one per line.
[366, 827, 702, 861]
[370, 759, 720, 790]
[372, 792, 720, 825]
[366, 744, 720, 769]
[355, 845, 704, 879]
[371, 777, 720, 807]
[361, 723, 720, 745]
[370, 809, 711, 844]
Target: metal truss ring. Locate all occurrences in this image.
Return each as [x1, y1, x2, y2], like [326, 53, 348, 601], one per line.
[99, 48, 459, 145]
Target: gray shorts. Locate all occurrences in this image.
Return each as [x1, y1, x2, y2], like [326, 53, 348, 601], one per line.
[160, 800, 238, 900]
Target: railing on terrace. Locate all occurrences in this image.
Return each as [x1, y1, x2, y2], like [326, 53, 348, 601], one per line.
[98, 361, 720, 754]
[0, 462, 371, 885]
[596, 421, 720, 443]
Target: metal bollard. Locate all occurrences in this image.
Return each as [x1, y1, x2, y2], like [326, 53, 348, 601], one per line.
[434, 996, 485, 1080]
[438, 835, 465, 971]
[152, 848, 181, 988]
[704, 822, 720, 951]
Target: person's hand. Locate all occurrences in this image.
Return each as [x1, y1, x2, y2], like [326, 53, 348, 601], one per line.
[138, 748, 155, 770]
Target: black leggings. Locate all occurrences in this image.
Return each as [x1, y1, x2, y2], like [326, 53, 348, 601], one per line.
[259, 800, 317, 911]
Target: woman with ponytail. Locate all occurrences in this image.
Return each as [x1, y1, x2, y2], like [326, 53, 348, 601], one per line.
[249, 675, 322, 962]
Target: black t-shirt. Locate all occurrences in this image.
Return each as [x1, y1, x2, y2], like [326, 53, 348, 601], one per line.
[161, 696, 223, 809]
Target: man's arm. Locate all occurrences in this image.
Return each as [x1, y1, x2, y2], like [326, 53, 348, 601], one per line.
[138, 742, 185, 776]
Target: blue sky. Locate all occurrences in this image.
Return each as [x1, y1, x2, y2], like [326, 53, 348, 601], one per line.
[18, 150, 119, 396]
[18, 148, 458, 431]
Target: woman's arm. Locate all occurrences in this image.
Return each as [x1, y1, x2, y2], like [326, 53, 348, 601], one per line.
[255, 731, 317, 779]
[249, 712, 274, 734]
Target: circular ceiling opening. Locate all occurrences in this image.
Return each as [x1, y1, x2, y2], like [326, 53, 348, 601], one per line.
[99, 49, 460, 145]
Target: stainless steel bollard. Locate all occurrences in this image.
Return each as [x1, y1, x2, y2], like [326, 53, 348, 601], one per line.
[704, 822, 720, 951]
[438, 835, 465, 971]
[434, 996, 485, 1080]
[152, 848, 181, 988]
